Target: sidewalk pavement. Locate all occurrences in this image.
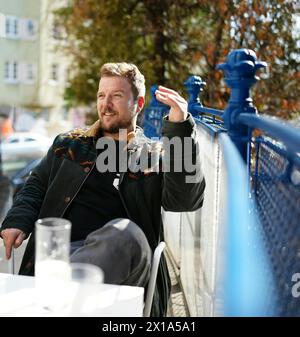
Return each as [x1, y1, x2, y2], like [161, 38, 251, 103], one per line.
[165, 247, 189, 317]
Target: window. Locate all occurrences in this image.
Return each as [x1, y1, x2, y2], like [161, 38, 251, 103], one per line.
[13, 62, 18, 80]
[5, 18, 9, 34]
[50, 63, 59, 81]
[14, 18, 18, 35]
[4, 62, 9, 79]
[19, 18, 37, 39]
[4, 61, 19, 83]
[5, 16, 18, 38]
[27, 19, 35, 36]
[18, 62, 37, 84]
[27, 64, 34, 81]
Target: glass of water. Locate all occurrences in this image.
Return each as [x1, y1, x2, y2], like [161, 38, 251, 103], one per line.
[68, 263, 104, 315]
[34, 217, 72, 312]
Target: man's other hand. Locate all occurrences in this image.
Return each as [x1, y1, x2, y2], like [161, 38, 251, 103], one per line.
[155, 85, 188, 122]
[1, 228, 26, 259]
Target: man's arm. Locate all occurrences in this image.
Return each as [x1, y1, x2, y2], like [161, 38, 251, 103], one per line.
[0, 137, 57, 259]
[156, 86, 205, 212]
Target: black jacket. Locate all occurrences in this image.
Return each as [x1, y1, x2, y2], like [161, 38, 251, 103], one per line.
[1, 114, 205, 316]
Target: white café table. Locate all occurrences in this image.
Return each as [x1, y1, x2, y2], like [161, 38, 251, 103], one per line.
[0, 273, 144, 317]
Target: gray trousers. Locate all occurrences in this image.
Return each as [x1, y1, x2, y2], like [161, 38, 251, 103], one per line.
[70, 218, 152, 288]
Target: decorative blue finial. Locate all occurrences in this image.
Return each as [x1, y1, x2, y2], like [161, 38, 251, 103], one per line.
[217, 49, 267, 80]
[184, 76, 206, 117]
[217, 49, 267, 161]
[184, 75, 206, 106]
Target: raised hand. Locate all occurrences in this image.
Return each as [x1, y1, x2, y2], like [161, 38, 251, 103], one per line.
[155, 85, 188, 122]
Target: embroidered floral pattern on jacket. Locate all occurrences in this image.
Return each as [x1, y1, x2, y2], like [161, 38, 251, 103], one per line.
[53, 130, 96, 167]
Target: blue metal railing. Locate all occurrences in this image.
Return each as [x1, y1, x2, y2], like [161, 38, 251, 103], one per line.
[219, 132, 277, 316]
[238, 113, 300, 156]
[144, 48, 300, 316]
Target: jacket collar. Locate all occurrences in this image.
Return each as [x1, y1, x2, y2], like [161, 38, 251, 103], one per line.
[82, 119, 149, 149]
[83, 120, 101, 138]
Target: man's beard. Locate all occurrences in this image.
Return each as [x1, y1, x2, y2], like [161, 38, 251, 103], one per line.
[100, 108, 135, 134]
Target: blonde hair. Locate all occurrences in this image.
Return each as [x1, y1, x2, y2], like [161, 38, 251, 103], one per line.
[100, 62, 145, 99]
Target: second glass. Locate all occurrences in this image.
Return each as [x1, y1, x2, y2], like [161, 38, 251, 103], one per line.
[34, 217, 72, 312]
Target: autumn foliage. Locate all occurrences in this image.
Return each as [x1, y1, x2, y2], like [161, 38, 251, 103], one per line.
[55, 0, 300, 119]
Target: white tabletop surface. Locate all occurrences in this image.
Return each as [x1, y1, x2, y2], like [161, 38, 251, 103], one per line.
[0, 273, 144, 317]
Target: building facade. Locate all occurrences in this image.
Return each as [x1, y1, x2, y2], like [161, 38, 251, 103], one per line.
[0, 0, 71, 137]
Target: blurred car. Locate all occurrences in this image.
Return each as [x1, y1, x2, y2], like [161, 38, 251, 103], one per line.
[1, 132, 52, 162]
[10, 157, 42, 199]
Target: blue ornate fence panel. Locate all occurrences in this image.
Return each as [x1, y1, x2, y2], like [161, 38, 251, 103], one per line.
[238, 116, 300, 316]
[143, 85, 169, 138]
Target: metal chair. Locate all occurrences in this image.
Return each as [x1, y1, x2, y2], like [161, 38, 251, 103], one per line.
[143, 241, 166, 317]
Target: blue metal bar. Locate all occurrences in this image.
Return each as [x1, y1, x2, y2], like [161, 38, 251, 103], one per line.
[191, 105, 224, 118]
[198, 115, 223, 123]
[238, 113, 300, 155]
[218, 132, 277, 316]
[194, 117, 226, 135]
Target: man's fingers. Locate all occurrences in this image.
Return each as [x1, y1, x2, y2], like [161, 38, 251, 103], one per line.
[156, 91, 187, 108]
[155, 87, 188, 122]
[158, 85, 181, 97]
[155, 89, 186, 104]
[157, 86, 186, 103]
[4, 238, 13, 260]
[155, 92, 174, 107]
[1, 229, 26, 259]
[14, 232, 25, 249]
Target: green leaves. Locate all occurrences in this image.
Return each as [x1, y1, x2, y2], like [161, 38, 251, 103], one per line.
[55, 0, 299, 119]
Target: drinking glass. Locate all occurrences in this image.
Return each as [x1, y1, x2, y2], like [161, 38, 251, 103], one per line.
[68, 263, 104, 315]
[34, 217, 72, 312]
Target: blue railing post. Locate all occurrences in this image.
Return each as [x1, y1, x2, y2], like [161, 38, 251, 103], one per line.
[143, 85, 169, 138]
[217, 49, 267, 162]
[184, 75, 206, 118]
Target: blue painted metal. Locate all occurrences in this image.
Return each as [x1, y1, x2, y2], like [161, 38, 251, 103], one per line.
[192, 106, 224, 118]
[142, 48, 300, 316]
[143, 85, 169, 138]
[238, 113, 300, 155]
[184, 75, 206, 116]
[194, 117, 226, 136]
[217, 49, 267, 162]
[251, 136, 300, 316]
[218, 132, 277, 316]
[254, 136, 300, 168]
[184, 75, 224, 119]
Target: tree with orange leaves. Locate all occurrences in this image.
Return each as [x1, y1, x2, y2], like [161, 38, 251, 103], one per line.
[55, 0, 299, 119]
